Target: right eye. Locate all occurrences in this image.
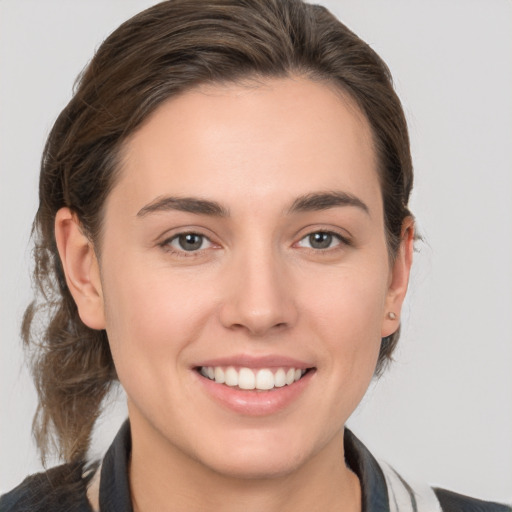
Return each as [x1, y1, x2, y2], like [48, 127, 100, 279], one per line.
[164, 233, 213, 253]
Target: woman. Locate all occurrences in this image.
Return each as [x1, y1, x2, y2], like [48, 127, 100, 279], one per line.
[1, 1, 510, 510]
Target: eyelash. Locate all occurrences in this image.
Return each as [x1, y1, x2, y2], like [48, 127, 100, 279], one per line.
[159, 229, 351, 257]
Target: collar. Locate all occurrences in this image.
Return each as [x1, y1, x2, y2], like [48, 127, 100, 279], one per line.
[99, 420, 133, 512]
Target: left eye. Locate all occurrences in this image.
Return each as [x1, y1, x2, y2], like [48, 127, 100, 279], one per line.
[167, 233, 212, 252]
[297, 231, 343, 250]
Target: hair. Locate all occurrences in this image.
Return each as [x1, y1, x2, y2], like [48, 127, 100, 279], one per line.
[23, 0, 413, 464]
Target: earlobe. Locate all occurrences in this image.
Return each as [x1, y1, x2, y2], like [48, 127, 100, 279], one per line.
[54, 208, 106, 330]
[381, 218, 415, 338]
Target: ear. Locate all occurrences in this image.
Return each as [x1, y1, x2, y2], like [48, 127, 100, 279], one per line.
[381, 217, 415, 338]
[54, 207, 106, 330]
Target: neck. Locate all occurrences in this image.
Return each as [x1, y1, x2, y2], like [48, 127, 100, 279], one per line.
[128, 419, 361, 512]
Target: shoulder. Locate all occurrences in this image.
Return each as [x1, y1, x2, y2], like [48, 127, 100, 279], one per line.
[434, 488, 512, 512]
[0, 462, 95, 512]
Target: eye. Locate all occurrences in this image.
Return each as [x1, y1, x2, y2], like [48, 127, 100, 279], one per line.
[296, 231, 346, 250]
[166, 233, 212, 252]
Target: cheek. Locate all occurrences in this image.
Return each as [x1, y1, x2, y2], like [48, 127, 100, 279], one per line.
[100, 255, 216, 375]
[304, 263, 389, 338]
[301, 261, 389, 380]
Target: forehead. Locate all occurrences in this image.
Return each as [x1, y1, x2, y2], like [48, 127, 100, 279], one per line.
[112, 77, 380, 216]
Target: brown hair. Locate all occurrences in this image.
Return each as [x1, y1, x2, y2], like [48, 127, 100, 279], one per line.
[23, 0, 413, 464]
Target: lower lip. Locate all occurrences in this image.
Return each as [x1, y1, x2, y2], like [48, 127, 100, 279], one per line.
[195, 370, 315, 416]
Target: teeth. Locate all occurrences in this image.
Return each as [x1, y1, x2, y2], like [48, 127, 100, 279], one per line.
[255, 369, 274, 390]
[225, 367, 238, 387]
[239, 368, 255, 390]
[214, 366, 225, 384]
[274, 368, 286, 388]
[199, 366, 307, 390]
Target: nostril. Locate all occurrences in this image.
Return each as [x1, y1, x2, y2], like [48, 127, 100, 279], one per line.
[225, 321, 288, 336]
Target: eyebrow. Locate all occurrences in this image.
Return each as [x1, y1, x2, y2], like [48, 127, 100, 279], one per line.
[136, 190, 369, 219]
[287, 191, 369, 215]
[137, 196, 229, 218]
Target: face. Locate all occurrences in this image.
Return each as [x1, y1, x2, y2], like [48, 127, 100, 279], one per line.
[74, 77, 411, 479]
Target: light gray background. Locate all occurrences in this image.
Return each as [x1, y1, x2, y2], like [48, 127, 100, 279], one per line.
[1, 0, 511, 501]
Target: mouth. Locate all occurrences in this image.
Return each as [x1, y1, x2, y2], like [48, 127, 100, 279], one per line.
[195, 365, 314, 391]
[194, 358, 316, 415]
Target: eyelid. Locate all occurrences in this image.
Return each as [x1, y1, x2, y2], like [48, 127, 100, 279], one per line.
[155, 224, 216, 245]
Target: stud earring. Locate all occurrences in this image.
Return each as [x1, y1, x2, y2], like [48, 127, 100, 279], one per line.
[387, 312, 397, 320]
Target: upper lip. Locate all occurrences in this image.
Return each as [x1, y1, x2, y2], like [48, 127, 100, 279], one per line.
[195, 354, 314, 370]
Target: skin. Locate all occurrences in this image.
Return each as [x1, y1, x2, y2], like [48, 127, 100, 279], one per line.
[56, 77, 414, 512]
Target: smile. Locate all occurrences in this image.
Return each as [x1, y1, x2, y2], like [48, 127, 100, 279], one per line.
[198, 366, 309, 391]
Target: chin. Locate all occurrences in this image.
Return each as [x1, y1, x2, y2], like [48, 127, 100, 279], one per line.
[187, 429, 323, 481]
[203, 450, 306, 481]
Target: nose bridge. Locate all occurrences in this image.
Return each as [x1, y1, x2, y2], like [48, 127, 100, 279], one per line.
[220, 235, 296, 335]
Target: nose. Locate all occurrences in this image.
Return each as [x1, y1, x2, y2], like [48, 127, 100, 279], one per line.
[219, 247, 298, 337]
